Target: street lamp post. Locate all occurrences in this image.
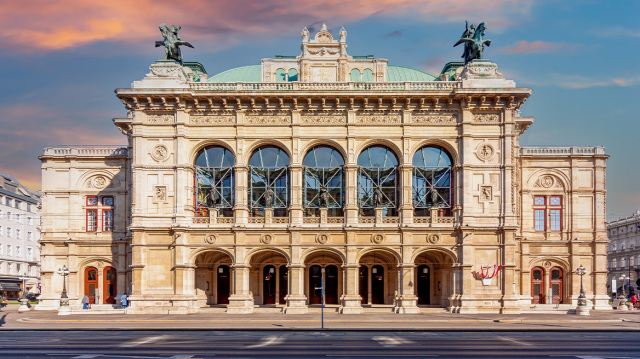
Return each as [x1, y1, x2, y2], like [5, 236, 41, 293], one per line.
[618, 274, 628, 311]
[575, 264, 589, 316]
[57, 265, 70, 315]
[18, 271, 30, 312]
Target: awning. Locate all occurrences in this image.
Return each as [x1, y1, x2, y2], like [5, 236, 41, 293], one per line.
[0, 283, 21, 291]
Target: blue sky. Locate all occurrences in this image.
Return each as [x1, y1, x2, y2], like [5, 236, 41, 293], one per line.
[0, 0, 637, 220]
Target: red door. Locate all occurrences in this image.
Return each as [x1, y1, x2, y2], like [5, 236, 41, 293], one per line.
[103, 267, 117, 304]
[531, 267, 544, 304]
[550, 267, 563, 304]
[85, 267, 98, 304]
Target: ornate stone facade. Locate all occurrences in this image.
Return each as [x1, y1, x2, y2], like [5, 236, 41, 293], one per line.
[37, 26, 609, 315]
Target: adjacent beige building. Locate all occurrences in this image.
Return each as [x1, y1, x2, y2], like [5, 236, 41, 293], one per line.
[37, 26, 609, 314]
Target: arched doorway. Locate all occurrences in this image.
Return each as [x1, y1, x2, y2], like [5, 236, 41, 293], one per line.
[304, 250, 343, 305]
[414, 250, 454, 307]
[417, 265, 431, 305]
[84, 267, 98, 304]
[217, 265, 230, 304]
[550, 267, 563, 304]
[248, 250, 289, 305]
[531, 267, 545, 304]
[359, 250, 398, 305]
[263, 265, 277, 304]
[103, 267, 117, 304]
[194, 250, 233, 306]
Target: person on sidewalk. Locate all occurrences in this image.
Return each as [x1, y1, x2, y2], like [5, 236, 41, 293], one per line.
[120, 293, 128, 308]
[82, 295, 90, 310]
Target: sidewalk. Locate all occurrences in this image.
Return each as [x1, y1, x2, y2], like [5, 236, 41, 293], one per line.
[2, 305, 639, 331]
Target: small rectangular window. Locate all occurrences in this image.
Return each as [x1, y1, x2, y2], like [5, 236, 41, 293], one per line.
[14, 200, 20, 209]
[534, 209, 545, 231]
[103, 209, 114, 232]
[102, 196, 114, 206]
[534, 196, 545, 206]
[27, 203, 31, 212]
[7, 245, 12, 256]
[550, 196, 561, 206]
[86, 210, 97, 231]
[5, 198, 10, 206]
[6, 227, 11, 237]
[16, 229, 20, 239]
[87, 196, 98, 206]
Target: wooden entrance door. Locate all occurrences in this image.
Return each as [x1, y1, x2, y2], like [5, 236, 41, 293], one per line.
[417, 265, 430, 305]
[278, 265, 288, 305]
[308, 265, 323, 304]
[325, 265, 338, 304]
[103, 267, 117, 304]
[550, 267, 563, 304]
[84, 267, 98, 304]
[371, 265, 384, 304]
[359, 265, 368, 304]
[531, 267, 544, 304]
[217, 265, 230, 304]
[263, 265, 276, 304]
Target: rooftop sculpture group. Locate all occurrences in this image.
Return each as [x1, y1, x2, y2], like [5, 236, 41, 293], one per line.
[155, 23, 193, 65]
[454, 21, 491, 64]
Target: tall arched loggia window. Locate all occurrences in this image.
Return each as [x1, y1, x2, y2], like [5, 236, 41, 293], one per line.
[357, 145, 398, 217]
[303, 145, 345, 217]
[249, 146, 290, 217]
[412, 145, 453, 216]
[195, 146, 235, 217]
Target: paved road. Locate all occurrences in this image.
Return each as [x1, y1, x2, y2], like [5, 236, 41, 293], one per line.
[1, 331, 640, 359]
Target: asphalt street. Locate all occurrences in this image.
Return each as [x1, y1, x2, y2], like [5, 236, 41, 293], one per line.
[1, 331, 640, 359]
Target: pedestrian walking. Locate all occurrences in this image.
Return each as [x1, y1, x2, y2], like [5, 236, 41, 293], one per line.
[120, 293, 128, 308]
[82, 294, 90, 310]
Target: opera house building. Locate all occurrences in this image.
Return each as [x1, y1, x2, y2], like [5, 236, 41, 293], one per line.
[37, 25, 609, 314]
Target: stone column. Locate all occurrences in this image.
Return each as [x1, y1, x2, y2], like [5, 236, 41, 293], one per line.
[285, 264, 308, 314]
[340, 264, 363, 314]
[344, 165, 359, 225]
[227, 264, 253, 314]
[395, 264, 420, 314]
[234, 166, 249, 225]
[290, 165, 303, 225]
[399, 165, 414, 225]
[367, 266, 373, 305]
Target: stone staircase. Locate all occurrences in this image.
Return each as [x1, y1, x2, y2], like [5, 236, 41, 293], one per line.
[66, 304, 126, 315]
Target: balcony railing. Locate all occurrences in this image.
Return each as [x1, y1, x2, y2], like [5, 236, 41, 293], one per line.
[43, 146, 128, 157]
[519, 146, 605, 156]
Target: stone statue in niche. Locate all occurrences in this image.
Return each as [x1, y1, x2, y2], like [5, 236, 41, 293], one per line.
[208, 187, 220, 207]
[430, 188, 440, 205]
[319, 185, 330, 208]
[339, 27, 347, 42]
[264, 188, 275, 208]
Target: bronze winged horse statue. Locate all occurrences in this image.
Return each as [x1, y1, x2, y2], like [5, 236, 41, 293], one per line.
[454, 22, 491, 64]
[155, 23, 194, 65]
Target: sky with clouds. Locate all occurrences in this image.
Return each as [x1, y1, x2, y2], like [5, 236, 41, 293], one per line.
[0, 0, 637, 220]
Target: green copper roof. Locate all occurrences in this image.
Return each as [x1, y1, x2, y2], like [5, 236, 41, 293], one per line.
[386, 65, 437, 81]
[208, 65, 262, 82]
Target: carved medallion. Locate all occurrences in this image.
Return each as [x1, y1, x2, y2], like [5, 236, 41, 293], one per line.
[540, 175, 554, 188]
[151, 144, 170, 162]
[543, 260, 552, 269]
[92, 176, 108, 189]
[316, 233, 329, 244]
[205, 234, 218, 244]
[427, 234, 440, 244]
[261, 234, 273, 244]
[371, 233, 385, 244]
[476, 143, 494, 161]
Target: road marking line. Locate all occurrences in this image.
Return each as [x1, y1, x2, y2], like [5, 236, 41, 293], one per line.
[326, 355, 437, 357]
[245, 335, 284, 348]
[498, 336, 533, 347]
[120, 334, 169, 348]
[372, 336, 414, 347]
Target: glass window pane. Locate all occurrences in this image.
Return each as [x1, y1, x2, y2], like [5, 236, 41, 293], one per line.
[535, 209, 545, 231]
[552, 284, 559, 296]
[534, 284, 540, 296]
[533, 269, 542, 280]
[534, 196, 545, 206]
[551, 269, 560, 280]
[550, 210, 561, 231]
[88, 270, 97, 281]
[550, 196, 561, 206]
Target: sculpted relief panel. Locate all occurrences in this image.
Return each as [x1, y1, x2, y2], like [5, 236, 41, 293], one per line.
[473, 113, 500, 123]
[413, 113, 457, 124]
[301, 114, 346, 124]
[146, 113, 174, 124]
[246, 115, 290, 125]
[356, 113, 401, 124]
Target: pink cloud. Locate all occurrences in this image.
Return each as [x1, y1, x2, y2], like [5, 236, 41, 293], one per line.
[0, 0, 533, 52]
[500, 40, 570, 54]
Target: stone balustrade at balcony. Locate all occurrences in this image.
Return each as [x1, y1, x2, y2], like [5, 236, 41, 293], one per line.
[42, 146, 128, 157]
[191, 81, 461, 92]
[519, 146, 606, 156]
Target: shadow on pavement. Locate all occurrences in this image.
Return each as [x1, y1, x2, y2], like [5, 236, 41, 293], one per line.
[0, 313, 6, 327]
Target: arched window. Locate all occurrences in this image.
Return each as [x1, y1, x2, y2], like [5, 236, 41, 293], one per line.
[249, 146, 290, 217]
[275, 68, 286, 82]
[412, 145, 453, 216]
[350, 69, 362, 81]
[357, 145, 398, 217]
[287, 68, 298, 81]
[195, 146, 235, 217]
[362, 69, 373, 82]
[303, 145, 345, 217]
